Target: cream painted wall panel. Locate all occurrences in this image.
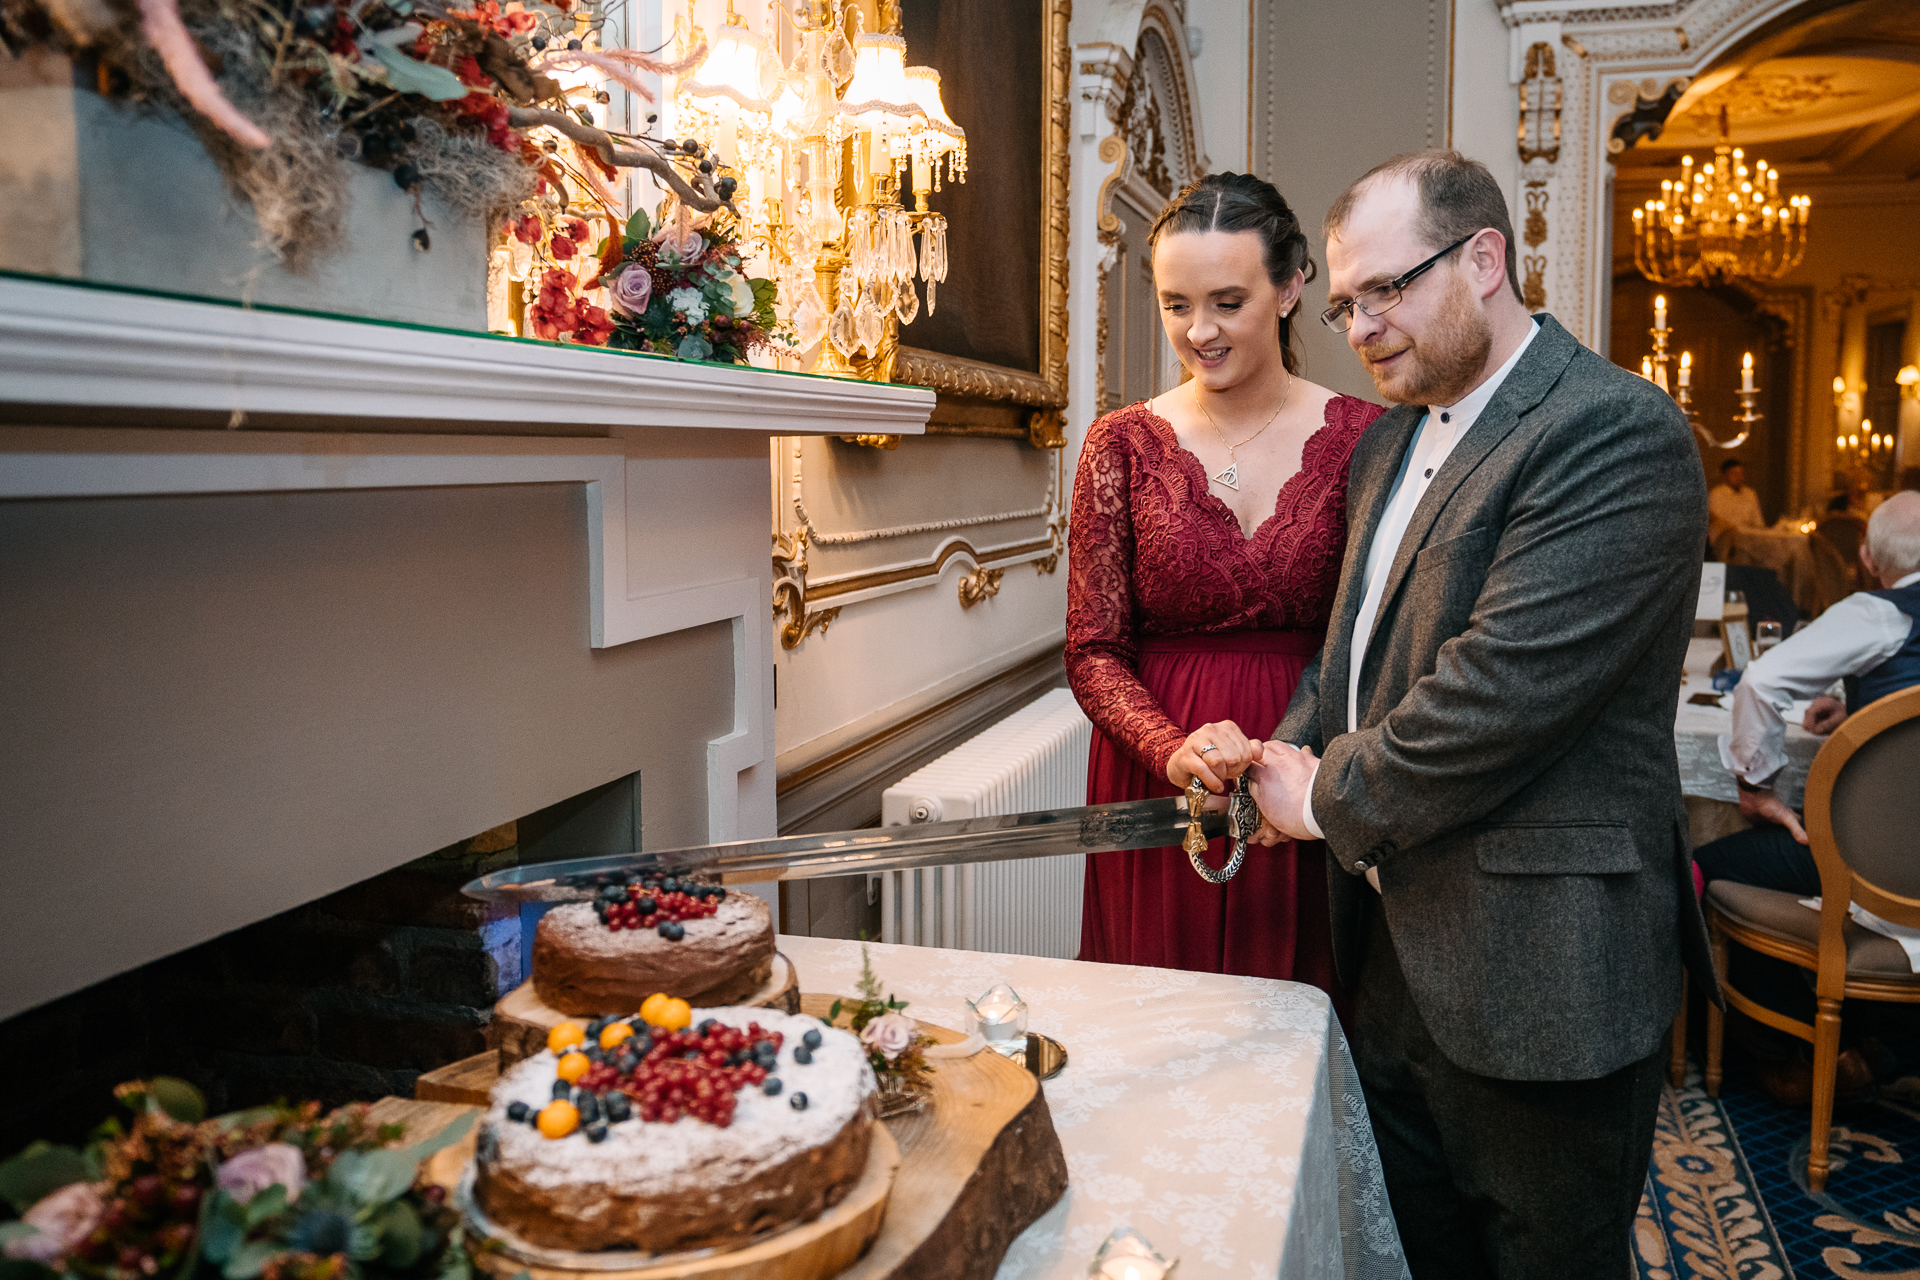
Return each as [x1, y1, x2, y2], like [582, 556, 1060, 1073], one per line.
[1184, 0, 1245, 171]
[774, 557, 1068, 773]
[1450, 0, 1520, 201]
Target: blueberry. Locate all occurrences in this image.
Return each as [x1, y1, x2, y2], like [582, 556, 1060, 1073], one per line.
[697, 1019, 719, 1038]
[710, 886, 726, 901]
[802, 1029, 822, 1050]
[566, 37, 581, 49]
[506, 1101, 529, 1122]
[727, 1050, 745, 1066]
[793, 1044, 812, 1065]
[789, 1092, 808, 1111]
[577, 1094, 600, 1121]
[531, 33, 546, 48]
[754, 1042, 777, 1065]
[586, 1044, 606, 1062]
[585, 1121, 608, 1143]
[666, 922, 685, 941]
[636, 896, 656, 914]
[613, 1050, 637, 1074]
[586, 1017, 610, 1036]
[657, 921, 677, 939]
[762, 1078, 782, 1096]
[604, 1093, 631, 1122]
[599, 884, 624, 903]
[552, 1079, 573, 1100]
[392, 162, 419, 191]
[661, 877, 680, 894]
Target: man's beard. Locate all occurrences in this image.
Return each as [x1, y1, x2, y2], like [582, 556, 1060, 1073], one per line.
[1357, 276, 1493, 407]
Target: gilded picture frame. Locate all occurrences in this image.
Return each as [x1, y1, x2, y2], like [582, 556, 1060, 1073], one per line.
[891, 0, 1071, 448]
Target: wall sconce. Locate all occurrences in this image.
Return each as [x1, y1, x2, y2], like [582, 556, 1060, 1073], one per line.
[1899, 364, 1919, 400]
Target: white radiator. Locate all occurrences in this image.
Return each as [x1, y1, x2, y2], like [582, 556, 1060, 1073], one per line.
[879, 687, 1092, 957]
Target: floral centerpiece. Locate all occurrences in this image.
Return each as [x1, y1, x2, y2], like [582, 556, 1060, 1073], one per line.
[828, 946, 934, 1119]
[0, 1080, 472, 1280]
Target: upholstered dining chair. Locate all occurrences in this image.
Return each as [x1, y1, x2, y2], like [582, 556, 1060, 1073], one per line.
[1702, 682, 1920, 1192]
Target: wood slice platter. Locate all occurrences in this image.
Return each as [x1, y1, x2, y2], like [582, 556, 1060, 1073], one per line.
[397, 988, 1065, 1280]
[490, 952, 801, 1066]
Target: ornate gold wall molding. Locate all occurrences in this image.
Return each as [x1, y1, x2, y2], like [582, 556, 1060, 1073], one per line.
[1094, 131, 1131, 419]
[771, 528, 841, 651]
[957, 566, 1005, 608]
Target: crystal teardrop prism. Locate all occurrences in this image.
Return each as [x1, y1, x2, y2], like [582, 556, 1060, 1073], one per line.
[853, 296, 883, 355]
[793, 283, 829, 352]
[868, 277, 895, 314]
[828, 304, 857, 358]
[894, 282, 919, 324]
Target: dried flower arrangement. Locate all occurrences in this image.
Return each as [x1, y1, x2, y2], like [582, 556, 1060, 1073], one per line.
[0, 1079, 472, 1280]
[828, 946, 934, 1119]
[0, 0, 734, 275]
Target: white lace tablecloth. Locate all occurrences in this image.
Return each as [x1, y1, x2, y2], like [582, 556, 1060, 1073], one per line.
[777, 934, 1409, 1280]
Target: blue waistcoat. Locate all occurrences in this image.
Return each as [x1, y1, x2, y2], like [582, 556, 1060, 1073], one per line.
[1850, 579, 1920, 710]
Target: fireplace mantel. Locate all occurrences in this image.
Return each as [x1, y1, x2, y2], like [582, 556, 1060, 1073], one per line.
[0, 274, 934, 435]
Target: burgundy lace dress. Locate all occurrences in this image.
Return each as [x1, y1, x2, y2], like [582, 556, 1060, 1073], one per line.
[1066, 394, 1383, 996]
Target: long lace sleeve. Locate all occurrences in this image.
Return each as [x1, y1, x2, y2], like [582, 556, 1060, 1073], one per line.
[1065, 416, 1190, 779]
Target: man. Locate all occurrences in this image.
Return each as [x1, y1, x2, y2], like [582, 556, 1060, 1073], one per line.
[1708, 458, 1765, 539]
[1245, 152, 1716, 1278]
[1696, 489, 1920, 1099]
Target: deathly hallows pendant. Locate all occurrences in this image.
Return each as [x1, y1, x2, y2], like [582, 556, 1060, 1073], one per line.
[1213, 462, 1239, 490]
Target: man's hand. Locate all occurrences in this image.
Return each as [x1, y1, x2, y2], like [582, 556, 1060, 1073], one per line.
[1248, 741, 1319, 841]
[1803, 694, 1846, 736]
[1739, 786, 1808, 844]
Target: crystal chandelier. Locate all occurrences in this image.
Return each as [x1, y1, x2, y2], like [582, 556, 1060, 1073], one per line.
[669, 0, 965, 384]
[1631, 111, 1810, 288]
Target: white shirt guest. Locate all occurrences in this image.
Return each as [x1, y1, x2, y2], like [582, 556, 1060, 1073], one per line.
[1708, 460, 1765, 536]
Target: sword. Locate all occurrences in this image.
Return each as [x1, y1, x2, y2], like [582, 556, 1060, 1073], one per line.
[462, 778, 1262, 903]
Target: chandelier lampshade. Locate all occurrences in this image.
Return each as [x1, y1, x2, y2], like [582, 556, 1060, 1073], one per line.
[685, 13, 780, 112]
[840, 34, 922, 132]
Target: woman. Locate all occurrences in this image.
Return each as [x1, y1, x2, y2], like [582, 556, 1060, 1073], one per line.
[1066, 173, 1383, 1002]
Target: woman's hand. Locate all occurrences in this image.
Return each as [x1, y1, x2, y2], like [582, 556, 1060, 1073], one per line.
[1166, 720, 1264, 794]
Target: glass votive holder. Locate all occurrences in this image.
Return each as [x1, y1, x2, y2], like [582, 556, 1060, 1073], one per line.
[966, 980, 1029, 1061]
[1088, 1226, 1177, 1279]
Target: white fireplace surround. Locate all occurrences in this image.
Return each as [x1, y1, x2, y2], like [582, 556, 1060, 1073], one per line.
[0, 275, 937, 849]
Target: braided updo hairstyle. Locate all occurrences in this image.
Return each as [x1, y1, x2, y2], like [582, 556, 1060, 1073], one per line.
[1147, 172, 1316, 375]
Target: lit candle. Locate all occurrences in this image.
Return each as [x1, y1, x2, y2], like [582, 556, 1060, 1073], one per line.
[1096, 1261, 1166, 1280]
[1741, 352, 1755, 393]
[1089, 1227, 1174, 1280]
[1678, 351, 1692, 388]
[1834, 376, 1847, 396]
[1641, 357, 1654, 381]
[1654, 295, 1667, 331]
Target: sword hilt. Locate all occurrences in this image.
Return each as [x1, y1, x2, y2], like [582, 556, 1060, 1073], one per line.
[1184, 774, 1258, 884]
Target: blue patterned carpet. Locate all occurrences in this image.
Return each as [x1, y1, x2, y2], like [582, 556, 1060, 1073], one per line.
[1639, 1053, 1920, 1280]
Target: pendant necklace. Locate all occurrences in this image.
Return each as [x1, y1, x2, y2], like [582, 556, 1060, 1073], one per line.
[1196, 370, 1293, 491]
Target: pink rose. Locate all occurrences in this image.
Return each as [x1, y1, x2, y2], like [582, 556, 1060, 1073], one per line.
[4, 1182, 105, 1264]
[609, 265, 653, 317]
[216, 1143, 305, 1206]
[860, 1013, 917, 1061]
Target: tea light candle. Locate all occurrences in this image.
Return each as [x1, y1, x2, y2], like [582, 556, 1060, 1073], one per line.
[1654, 295, 1667, 331]
[1678, 351, 1691, 388]
[966, 981, 1028, 1042]
[1741, 352, 1755, 392]
[1088, 1227, 1175, 1280]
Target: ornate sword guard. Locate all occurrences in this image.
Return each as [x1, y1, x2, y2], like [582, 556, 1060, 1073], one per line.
[1184, 774, 1258, 884]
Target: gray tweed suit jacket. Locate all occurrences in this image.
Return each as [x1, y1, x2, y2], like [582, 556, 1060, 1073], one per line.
[1276, 314, 1719, 1083]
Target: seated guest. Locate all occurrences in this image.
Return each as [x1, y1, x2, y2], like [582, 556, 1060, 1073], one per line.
[1695, 489, 1920, 1100]
[1708, 459, 1765, 539]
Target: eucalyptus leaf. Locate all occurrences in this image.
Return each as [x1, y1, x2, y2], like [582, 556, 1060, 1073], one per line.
[394, 1113, 474, 1168]
[370, 43, 470, 102]
[0, 1224, 42, 1249]
[0, 1144, 88, 1213]
[675, 334, 712, 362]
[828, 999, 843, 1022]
[199, 1193, 244, 1264]
[324, 1150, 416, 1208]
[376, 1201, 424, 1268]
[624, 209, 652, 244]
[221, 1240, 280, 1280]
[241, 1182, 288, 1230]
[146, 1078, 206, 1124]
[346, 1222, 383, 1263]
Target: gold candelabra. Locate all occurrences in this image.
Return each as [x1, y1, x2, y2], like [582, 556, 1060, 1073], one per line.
[1642, 295, 1755, 448]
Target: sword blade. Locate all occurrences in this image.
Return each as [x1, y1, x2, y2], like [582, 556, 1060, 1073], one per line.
[461, 796, 1226, 903]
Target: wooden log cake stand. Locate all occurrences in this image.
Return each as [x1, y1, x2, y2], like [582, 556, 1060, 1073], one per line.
[490, 952, 802, 1066]
[406, 992, 1067, 1280]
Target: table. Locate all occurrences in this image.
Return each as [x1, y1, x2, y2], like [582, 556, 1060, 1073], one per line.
[778, 935, 1409, 1280]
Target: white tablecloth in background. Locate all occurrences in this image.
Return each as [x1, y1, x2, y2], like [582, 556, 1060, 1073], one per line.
[777, 935, 1409, 1280]
[1673, 636, 1822, 807]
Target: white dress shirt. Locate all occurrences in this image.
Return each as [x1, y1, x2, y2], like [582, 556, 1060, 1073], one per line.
[1717, 570, 1920, 786]
[1708, 484, 1765, 532]
[1301, 321, 1539, 842]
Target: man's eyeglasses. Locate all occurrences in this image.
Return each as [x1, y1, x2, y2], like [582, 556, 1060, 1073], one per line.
[1320, 233, 1479, 333]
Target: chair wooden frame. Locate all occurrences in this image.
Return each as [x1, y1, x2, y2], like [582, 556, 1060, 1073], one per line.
[1703, 682, 1920, 1191]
